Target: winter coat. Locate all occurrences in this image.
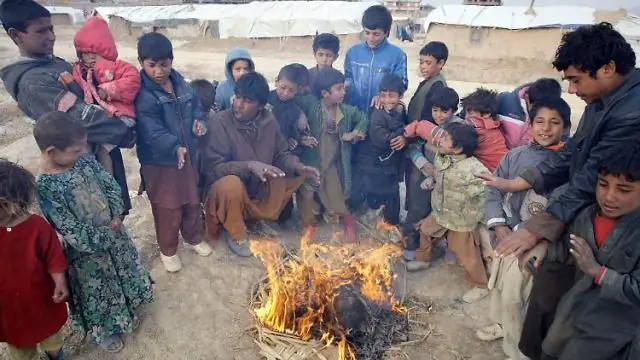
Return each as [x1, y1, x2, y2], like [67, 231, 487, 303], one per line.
[485, 143, 560, 230]
[407, 73, 445, 123]
[497, 83, 529, 122]
[522, 69, 640, 242]
[135, 69, 203, 167]
[542, 205, 640, 360]
[72, 16, 140, 119]
[0, 56, 135, 147]
[344, 39, 408, 112]
[214, 48, 254, 111]
[357, 108, 406, 177]
[295, 95, 369, 198]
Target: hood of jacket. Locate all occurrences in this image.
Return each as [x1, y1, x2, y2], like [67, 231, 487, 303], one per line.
[74, 16, 118, 61]
[0, 57, 56, 100]
[223, 47, 254, 84]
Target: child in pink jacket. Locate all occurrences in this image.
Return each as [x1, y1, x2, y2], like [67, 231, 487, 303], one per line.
[72, 16, 140, 174]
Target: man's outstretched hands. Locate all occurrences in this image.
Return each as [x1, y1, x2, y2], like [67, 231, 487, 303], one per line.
[248, 161, 285, 182]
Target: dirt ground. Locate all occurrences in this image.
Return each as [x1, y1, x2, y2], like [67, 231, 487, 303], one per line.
[0, 26, 584, 360]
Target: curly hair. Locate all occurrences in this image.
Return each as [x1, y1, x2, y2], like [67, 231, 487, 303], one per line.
[441, 122, 479, 157]
[461, 87, 499, 118]
[599, 142, 640, 182]
[553, 22, 636, 77]
[0, 159, 36, 222]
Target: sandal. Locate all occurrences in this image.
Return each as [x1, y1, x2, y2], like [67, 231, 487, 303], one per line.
[224, 231, 252, 257]
[98, 335, 124, 353]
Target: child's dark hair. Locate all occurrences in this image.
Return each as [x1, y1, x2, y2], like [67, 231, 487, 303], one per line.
[431, 87, 459, 112]
[313, 33, 340, 55]
[527, 78, 561, 105]
[461, 88, 499, 118]
[277, 63, 310, 87]
[379, 74, 405, 96]
[529, 97, 572, 129]
[190, 79, 216, 111]
[419, 41, 449, 63]
[361, 5, 392, 35]
[441, 122, 478, 157]
[137, 32, 174, 61]
[313, 68, 345, 98]
[553, 22, 636, 77]
[33, 111, 86, 151]
[598, 142, 640, 182]
[0, 159, 36, 221]
[0, 0, 50, 33]
[235, 72, 270, 105]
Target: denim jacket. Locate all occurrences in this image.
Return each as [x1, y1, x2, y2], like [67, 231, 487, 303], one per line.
[135, 69, 203, 166]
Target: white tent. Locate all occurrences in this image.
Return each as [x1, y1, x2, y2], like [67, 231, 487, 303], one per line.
[94, 1, 378, 39]
[46, 6, 85, 26]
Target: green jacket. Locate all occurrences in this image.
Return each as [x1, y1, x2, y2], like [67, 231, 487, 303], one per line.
[295, 95, 369, 197]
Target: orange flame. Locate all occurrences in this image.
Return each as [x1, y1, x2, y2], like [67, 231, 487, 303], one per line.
[250, 227, 404, 359]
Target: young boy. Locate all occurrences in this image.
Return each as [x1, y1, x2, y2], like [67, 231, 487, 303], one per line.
[135, 32, 212, 272]
[215, 47, 254, 111]
[406, 122, 490, 285]
[477, 97, 571, 360]
[540, 142, 640, 360]
[190, 79, 217, 193]
[0, 0, 135, 215]
[402, 41, 449, 252]
[295, 68, 369, 242]
[354, 74, 407, 239]
[498, 78, 562, 148]
[309, 33, 340, 91]
[344, 5, 407, 112]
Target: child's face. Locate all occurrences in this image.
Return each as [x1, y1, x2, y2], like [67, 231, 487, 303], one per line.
[529, 107, 565, 147]
[314, 48, 337, 69]
[596, 173, 640, 219]
[322, 83, 346, 105]
[231, 59, 251, 82]
[275, 77, 299, 102]
[432, 106, 453, 125]
[379, 90, 401, 112]
[9, 17, 55, 58]
[140, 58, 173, 86]
[80, 52, 99, 68]
[363, 27, 385, 48]
[47, 138, 88, 169]
[419, 55, 443, 79]
[232, 95, 260, 122]
[436, 131, 462, 155]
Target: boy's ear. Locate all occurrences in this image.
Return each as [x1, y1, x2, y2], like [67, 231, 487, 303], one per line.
[7, 28, 21, 44]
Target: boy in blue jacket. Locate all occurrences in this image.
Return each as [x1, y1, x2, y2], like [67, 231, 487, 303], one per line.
[344, 5, 408, 112]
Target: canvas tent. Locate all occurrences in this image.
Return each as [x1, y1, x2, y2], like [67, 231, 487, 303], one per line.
[94, 1, 377, 39]
[47, 6, 86, 26]
[422, 5, 640, 63]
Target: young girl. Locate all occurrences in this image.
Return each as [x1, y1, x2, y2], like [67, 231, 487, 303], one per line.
[72, 15, 140, 175]
[0, 160, 69, 360]
[34, 111, 154, 353]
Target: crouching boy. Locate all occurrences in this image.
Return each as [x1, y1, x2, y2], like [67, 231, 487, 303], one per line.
[406, 122, 490, 288]
[476, 97, 571, 360]
[540, 142, 640, 360]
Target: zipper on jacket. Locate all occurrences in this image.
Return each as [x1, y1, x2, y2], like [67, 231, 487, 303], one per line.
[367, 46, 376, 110]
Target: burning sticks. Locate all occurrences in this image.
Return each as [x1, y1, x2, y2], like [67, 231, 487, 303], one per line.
[249, 229, 409, 360]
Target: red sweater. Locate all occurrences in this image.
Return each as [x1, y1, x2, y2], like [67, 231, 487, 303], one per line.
[72, 16, 140, 118]
[0, 215, 68, 347]
[404, 116, 509, 172]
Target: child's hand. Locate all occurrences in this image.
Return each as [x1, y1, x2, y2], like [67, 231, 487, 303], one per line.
[287, 138, 299, 150]
[51, 273, 69, 303]
[97, 88, 108, 101]
[300, 136, 318, 148]
[353, 130, 366, 142]
[176, 147, 187, 170]
[519, 241, 548, 273]
[420, 177, 434, 190]
[110, 217, 122, 231]
[370, 95, 382, 110]
[192, 120, 207, 137]
[420, 162, 435, 176]
[570, 234, 601, 278]
[341, 131, 356, 142]
[390, 136, 406, 150]
[297, 165, 320, 186]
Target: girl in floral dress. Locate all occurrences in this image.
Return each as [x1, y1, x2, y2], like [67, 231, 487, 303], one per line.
[34, 111, 154, 353]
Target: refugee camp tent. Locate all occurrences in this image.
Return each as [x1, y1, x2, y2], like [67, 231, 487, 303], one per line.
[422, 5, 639, 63]
[94, 1, 378, 39]
[47, 6, 86, 26]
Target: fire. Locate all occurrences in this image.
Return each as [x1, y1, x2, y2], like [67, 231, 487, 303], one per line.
[250, 227, 405, 359]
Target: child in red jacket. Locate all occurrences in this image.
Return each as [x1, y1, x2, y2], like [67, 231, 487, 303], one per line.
[72, 16, 140, 174]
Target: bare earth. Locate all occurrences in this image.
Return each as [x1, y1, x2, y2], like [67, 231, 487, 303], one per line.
[0, 27, 584, 360]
